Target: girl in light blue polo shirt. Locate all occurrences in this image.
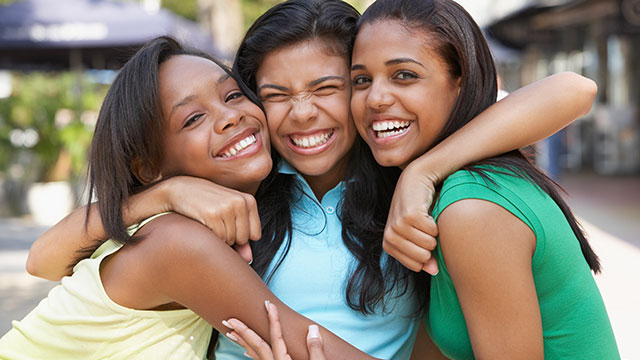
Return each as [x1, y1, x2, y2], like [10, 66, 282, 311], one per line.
[27, 1, 599, 358]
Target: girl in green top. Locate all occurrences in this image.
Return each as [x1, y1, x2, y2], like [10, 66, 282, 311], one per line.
[348, 0, 620, 359]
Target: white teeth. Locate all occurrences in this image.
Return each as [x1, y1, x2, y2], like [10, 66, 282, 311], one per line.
[372, 120, 410, 131]
[220, 134, 257, 158]
[290, 130, 333, 149]
[377, 129, 406, 138]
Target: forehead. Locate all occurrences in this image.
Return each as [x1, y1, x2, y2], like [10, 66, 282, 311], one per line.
[159, 55, 227, 93]
[353, 20, 438, 60]
[256, 39, 349, 84]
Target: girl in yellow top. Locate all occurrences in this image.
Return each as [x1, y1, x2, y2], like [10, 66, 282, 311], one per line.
[0, 36, 371, 360]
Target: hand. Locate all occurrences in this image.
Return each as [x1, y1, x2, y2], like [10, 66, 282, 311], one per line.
[224, 302, 326, 360]
[159, 176, 261, 262]
[384, 164, 439, 274]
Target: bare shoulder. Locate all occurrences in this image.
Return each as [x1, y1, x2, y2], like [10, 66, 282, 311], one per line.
[437, 198, 536, 263]
[131, 213, 227, 265]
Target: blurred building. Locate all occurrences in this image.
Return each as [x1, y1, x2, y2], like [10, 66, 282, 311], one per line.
[487, 0, 640, 175]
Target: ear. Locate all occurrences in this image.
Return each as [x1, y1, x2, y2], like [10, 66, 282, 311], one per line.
[130, 158, 162, 185]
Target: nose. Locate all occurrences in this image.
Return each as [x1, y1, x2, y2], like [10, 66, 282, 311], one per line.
[366, 80, 394, 110]
[214, 106, 243, 133]
[289, 97, 318, 124]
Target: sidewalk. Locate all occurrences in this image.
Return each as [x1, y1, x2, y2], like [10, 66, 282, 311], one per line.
[559, 172, 640, 360]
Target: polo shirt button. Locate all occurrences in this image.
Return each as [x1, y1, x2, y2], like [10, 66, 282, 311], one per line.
[326, 206, 335, 214]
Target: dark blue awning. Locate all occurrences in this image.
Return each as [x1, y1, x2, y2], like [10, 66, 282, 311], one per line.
[0, 0, 223, 70]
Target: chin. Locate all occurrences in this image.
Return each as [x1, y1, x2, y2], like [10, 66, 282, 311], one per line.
[372, 152, 406, 168]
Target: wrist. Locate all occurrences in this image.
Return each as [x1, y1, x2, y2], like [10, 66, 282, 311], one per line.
[404, 151, 451, 188]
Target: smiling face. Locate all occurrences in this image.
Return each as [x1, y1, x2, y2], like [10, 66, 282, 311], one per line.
[255, 39, 357, 193]
[350, 20, 461, 168]
[158, 55, 272, 194]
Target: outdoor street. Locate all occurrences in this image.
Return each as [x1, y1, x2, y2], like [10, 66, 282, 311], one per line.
[0, 172, 638, 359]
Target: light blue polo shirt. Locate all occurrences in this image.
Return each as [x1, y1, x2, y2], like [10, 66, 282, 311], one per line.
[216, 161, 421, 359]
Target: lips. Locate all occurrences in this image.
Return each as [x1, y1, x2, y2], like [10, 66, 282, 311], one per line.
[289, 129, 334, 149]
[372, 120, 411, 139]
[285, 128, 337, 155]
[216, 128, 261, 159]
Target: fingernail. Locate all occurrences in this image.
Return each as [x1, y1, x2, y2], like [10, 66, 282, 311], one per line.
[264, 300, 270, 312]
[222, 320, 234, 329]
[244, 352, 252, 358]
[307, 324, 320, 340]
[248, 257, 253, 265]
[226, 332, 239, 342]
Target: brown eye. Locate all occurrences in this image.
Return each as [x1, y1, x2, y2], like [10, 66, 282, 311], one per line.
[183, 114, 203, 129]
[225, 91, 244, 102]
[351, 75, 370, 86]
[394, 71, 418, 80]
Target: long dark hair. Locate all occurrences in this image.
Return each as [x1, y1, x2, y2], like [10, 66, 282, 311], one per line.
[235, 0, 426, 314]
[86, 36, 232, 246]
[358, 0, 600, 273]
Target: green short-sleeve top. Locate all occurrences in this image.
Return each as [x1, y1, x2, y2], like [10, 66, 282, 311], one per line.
[425, 167, 619, 360]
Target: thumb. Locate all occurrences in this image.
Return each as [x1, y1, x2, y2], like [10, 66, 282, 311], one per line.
[422, 257, 439, 276]
[306, 325, 326, 360]
[233, 243, 253, 264]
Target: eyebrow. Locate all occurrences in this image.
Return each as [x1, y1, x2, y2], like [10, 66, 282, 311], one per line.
[351, 58, 425, 71]
[258, 75, 345, 93]
[169, 94, 197, 121]
[385, 58, 424, 67]
[168, 73, 231, 121]
[309, 75, 345, 87]
[217, 73, 231, 84]
[258, 83, 289, 93]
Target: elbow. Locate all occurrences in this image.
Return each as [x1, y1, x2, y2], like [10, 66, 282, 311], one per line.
[562, 71, 598, 117]
[25, 248, 42, 278]
[26, 241, 59, 281]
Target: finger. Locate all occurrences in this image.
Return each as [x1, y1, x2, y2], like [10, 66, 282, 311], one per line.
[226, 319, 274, 360]
[422, 257, 439, 275]
[405, 213, 439, 238]
[383, 232, 433, 272]
[222, 212, 237, 246]
[390, 223, 437, 251]
[233, 243, 253, 264]
[246, 196, 262, 241]
[228, 330, 262, 360]
[234, 205, 251, 247]
[266, 302, 289, 357]
[213, 218, 228, 244]
[306, 325, 326, 360]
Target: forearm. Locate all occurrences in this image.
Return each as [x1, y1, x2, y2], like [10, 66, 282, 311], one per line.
[407, 71, 597, 182]
[154, 216, 375, 360]
[26, 183, 171, 280]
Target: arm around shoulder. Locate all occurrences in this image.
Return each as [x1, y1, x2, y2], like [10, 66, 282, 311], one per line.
[138, 214, 373, 360]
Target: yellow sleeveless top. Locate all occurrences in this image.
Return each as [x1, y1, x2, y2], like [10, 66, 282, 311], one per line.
[0, 214, 212, 359]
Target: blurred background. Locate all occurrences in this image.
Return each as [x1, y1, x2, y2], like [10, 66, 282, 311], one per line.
[0, 0, 638, 358]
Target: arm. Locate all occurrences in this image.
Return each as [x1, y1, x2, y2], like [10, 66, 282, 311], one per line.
[225, 302, 327, 360]
[437, 199, 542, 359]
[122, 214, 375, 360]
[384, 72, 597, 271]
[27, 176, 260, 280]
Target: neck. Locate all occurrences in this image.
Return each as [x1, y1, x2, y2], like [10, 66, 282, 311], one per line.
[302, 160, 347, 201]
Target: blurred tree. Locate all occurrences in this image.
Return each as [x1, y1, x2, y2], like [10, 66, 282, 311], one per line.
[160, 0, 376, 51]
[0, 72, 107, 183]
[198, 0, 244, 57]
[162, 0, 198, 20]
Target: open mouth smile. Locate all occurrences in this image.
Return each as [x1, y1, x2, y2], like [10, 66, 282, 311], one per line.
[372, 120, 411, 139]
[286, 128, 336, 155]
[217, 132, 259, 159]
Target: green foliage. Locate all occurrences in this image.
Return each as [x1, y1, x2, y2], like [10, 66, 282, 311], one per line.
[162, 0, 198, 21]
[0, 72, 107, 182]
